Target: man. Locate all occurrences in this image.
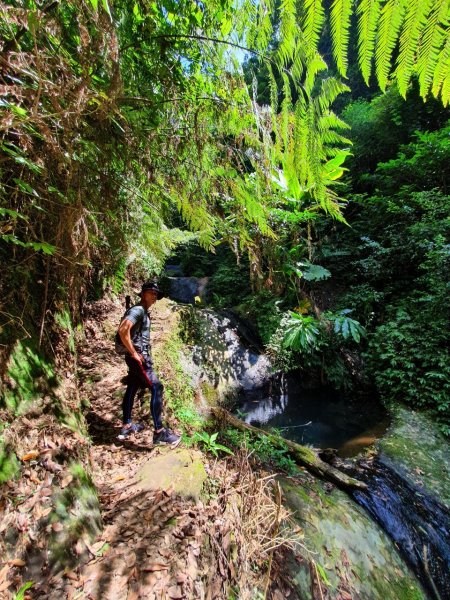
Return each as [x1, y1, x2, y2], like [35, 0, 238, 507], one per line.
[117, 280, 180, 446]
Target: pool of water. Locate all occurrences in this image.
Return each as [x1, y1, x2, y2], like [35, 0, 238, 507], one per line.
[237, 376, 389, 457]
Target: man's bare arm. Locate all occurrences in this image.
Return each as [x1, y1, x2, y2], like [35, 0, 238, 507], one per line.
[119, 319, 143, 363]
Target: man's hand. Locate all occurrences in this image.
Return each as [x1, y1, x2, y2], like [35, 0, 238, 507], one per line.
[132, 351, 144, 364]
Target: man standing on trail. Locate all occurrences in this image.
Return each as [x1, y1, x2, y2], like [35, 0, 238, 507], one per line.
[116, 280, 180, 446]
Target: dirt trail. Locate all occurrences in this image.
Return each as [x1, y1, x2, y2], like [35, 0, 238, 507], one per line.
[45, 297, 222, 600]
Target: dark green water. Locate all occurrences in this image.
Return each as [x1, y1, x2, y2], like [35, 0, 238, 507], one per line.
[238, 376, 389, 456]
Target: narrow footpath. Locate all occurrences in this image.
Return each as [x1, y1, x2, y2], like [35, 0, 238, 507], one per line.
[45, 296, 294, 600]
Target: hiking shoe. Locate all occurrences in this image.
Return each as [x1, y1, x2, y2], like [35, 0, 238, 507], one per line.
[117, 423, 145, 440]
[153, 428, 181, 447]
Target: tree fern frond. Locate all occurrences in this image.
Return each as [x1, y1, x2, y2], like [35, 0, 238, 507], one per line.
[441, 70, 450, 106]
[416, 0, 449, 98]
[432, 28, 450, 99]
[291, 47, 306, 83]
[302, 0, 326, 52]
[330, 0, 352, 77]
[316, 77, 350, 112]
[281, 72, 293, 150]
[375, 0, 406, 91]
[357, 0, 382, 85]
[255, 0, 275, 51]
[318, 113, 351, 131]
[395, 0, 434, 97]
[304, 52, 328, 94]
[276, 0, 298, 68]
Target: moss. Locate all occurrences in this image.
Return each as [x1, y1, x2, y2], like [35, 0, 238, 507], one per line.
[137, 448, 207, 502]
[0, 441, 20, 484]
[200, 380, 220, 407]
[280, 476, 425, 599]
[379, 405, 450, 508]
[153, 312, 204, 433]
[2, 340, 58, 415]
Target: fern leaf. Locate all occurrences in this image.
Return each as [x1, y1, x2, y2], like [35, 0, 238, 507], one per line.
[276, 0, 297, 68]
[441, 70, 450, 106]
[416, 0, 449, 98]
[316, 78, 350, 113]
[302, 0, 326, 52]
[395, 0, 434, 97]
[432, 32, 450, 100]
[330, 0, 352, 77]
[375, 0, 406, 92]
[357, 0, 382, 85]
[304, 52, 328, 95]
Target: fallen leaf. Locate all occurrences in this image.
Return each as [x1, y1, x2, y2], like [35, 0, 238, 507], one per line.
[60, 475, 73, 488]
[168, 585, 184, 599]
[52, 522, 64, 532]
[142, 562, 169, 572]
[21, 451, 39, 461]
[9, 559, 26, 567]
[0, 579, 12, 592]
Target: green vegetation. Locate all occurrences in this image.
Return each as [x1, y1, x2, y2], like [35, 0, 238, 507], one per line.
[152, 313, 204, 434]
[192, 431, 233, 458]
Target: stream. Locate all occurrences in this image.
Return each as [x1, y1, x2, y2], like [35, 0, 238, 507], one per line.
[237, 378, 450, 600]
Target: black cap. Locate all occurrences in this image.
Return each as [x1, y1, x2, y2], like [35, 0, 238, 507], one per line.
[140, 280, 163, 299]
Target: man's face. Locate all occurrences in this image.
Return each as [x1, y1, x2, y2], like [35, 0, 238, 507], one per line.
[142, 290, 158, 307]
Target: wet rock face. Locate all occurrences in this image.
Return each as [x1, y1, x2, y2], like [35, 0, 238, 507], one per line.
[192, 310, 273, 400]
[167, 277, 209, 304]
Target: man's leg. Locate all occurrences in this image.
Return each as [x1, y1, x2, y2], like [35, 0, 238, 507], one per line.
[146, 370, 164, 431]
[122, 381, 139, 425]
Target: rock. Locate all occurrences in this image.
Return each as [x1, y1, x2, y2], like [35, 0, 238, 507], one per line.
[135, 449, 207, 502]
[280, 474, 425, 600]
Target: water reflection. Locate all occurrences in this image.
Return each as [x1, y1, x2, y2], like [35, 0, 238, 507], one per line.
[237, 376, 389, 456]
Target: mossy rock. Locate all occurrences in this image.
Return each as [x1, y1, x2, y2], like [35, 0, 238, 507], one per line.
[378, 406, 450, 509]
[136, 448, 207, 502]
[280, 474, 425, 600]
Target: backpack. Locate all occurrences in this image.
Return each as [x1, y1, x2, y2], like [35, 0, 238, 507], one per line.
[114, 298, 146, 355]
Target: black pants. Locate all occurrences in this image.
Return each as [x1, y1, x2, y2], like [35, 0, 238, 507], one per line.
[122, 355, 163, 430]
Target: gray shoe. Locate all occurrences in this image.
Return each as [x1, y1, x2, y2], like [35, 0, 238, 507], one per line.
[153, 428, 181, 447]
[117, 423, 144, 440]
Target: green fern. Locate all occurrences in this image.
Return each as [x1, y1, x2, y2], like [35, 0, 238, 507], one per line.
[277, 0, 297, 68]
[432, 33, 450, 100]
[330, 0, 353, 77]
[395, 0, 434, 97]
[375, 0, 406, 91]
[416, 0, 450, 98]
[302, 0, 326, 50]
[357, 0, 382, 84]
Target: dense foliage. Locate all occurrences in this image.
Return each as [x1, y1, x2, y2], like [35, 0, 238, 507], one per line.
[1, 0, 449, 422]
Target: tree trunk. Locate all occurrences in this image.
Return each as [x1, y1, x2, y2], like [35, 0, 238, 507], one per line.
[211, 407, 367, 491]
